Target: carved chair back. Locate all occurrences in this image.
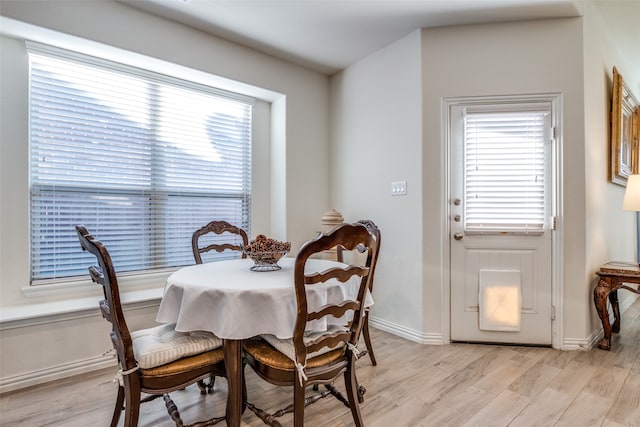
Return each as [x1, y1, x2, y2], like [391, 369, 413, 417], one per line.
[191, 220, 249, 264]
[75, 224, 135, 374]
[336, 219, 381, 365]
[337, 219, 381, 293]
[292, 222, 377, 369]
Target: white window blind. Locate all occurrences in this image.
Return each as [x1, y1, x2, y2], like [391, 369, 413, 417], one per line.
[464, 107, 549, 234]
[28, 43, 253, 283]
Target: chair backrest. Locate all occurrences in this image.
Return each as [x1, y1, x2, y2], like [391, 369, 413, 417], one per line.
[292, 222, 378, 366]
[191, 220, 249, 264]
[337, 219, 381, 292]
[75, 225, 136, 372]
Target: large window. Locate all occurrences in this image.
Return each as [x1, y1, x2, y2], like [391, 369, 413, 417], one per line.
[28, 43, 253, 284]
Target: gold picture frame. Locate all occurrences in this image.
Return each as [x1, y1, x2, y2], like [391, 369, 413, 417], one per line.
[610, 67, 640, 186]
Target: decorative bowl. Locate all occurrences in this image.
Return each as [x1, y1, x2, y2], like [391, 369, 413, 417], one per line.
[243, 235, 291, 271]
[245, 250, 289, 271]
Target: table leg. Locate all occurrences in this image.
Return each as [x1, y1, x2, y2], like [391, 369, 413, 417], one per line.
[593, 278, 612, 351]
[223, 339, 242, 427]
[609, 288, 621, 333]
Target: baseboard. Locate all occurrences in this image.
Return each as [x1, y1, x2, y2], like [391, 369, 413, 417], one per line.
[562, 336, 595, 351]
[368, 315, 444, 345]
[0, 353, 116, 394]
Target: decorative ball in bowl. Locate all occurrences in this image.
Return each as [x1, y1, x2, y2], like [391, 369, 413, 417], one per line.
[243, 235, 291, 271]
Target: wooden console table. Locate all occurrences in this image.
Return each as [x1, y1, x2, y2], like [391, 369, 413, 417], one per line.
[594, 262, 640, 350]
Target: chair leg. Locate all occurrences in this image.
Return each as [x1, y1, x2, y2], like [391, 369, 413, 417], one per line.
[241, 364, 248, 414]
[123, 379, 142, 427]
[344, 360, 364, 427]
[197, 376, 216, 394]
[354, 368, 367, 404]
[111, 385, 125, 427]
[362, 314, 376, 366]
[292, 381, 306, 427]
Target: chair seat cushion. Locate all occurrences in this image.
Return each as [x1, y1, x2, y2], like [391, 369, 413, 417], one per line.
[260, 324, 347, 362]
[243, 338, 344, 372]
[141, 347, 225, 377]
[131, 323, 223, 369]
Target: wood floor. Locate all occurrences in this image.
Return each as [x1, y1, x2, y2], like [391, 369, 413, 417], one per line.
[2, 299, 639, 427]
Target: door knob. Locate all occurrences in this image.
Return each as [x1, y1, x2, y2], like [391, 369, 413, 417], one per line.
[454, 232, 464, 240]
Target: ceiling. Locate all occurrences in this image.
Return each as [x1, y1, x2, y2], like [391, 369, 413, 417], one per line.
[121, 0, 636, 75]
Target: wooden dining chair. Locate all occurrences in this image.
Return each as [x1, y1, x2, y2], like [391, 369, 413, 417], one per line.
[242, 222, 378, 427]
[191, 220, 248, 392]
[192, 220, 249, 264]
[337, 219, 381, 366]
[75, 225, 227, 427]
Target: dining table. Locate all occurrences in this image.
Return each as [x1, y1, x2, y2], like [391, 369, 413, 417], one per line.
[156, 256, 373, 427]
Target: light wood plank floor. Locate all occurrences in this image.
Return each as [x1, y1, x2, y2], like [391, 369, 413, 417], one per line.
[2, 299, 639, 427]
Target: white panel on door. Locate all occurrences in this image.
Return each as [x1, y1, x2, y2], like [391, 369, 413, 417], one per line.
[479, 269, 521, 332]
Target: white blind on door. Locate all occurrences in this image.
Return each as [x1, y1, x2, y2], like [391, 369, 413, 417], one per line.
[464, 107, 549, 234]
[28, 43, 253, 283]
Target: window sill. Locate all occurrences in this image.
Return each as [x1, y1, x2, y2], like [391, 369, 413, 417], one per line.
[1, 269, 172, 329]
[1, 287, 164, 329]
[23, 269, 173, 298]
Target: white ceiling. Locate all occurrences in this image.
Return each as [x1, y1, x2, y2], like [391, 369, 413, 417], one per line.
[121, 0, 636, 75]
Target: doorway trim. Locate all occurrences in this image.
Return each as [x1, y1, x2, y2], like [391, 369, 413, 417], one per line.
[441, 93, 564, 349]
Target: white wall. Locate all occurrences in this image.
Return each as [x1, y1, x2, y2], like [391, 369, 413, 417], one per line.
[583, 1, 640, 337]
[330, 31, 426, 340]
[332, 17, 594, 346]
[423, 19, 589, 346]
[0, 0, 330, 392]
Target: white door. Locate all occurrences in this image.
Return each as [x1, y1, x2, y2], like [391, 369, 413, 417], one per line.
[449, 99, 555, 345]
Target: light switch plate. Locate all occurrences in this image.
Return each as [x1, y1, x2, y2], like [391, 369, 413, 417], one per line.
[391, 181, 407, 196]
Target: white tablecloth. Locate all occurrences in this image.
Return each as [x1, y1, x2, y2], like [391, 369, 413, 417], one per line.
[156, 257, 373, 340]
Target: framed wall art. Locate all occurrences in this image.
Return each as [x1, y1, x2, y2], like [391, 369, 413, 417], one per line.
[610, 67, 640, 186]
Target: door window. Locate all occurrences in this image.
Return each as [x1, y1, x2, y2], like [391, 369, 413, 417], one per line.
[463, 105, 550, 234]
